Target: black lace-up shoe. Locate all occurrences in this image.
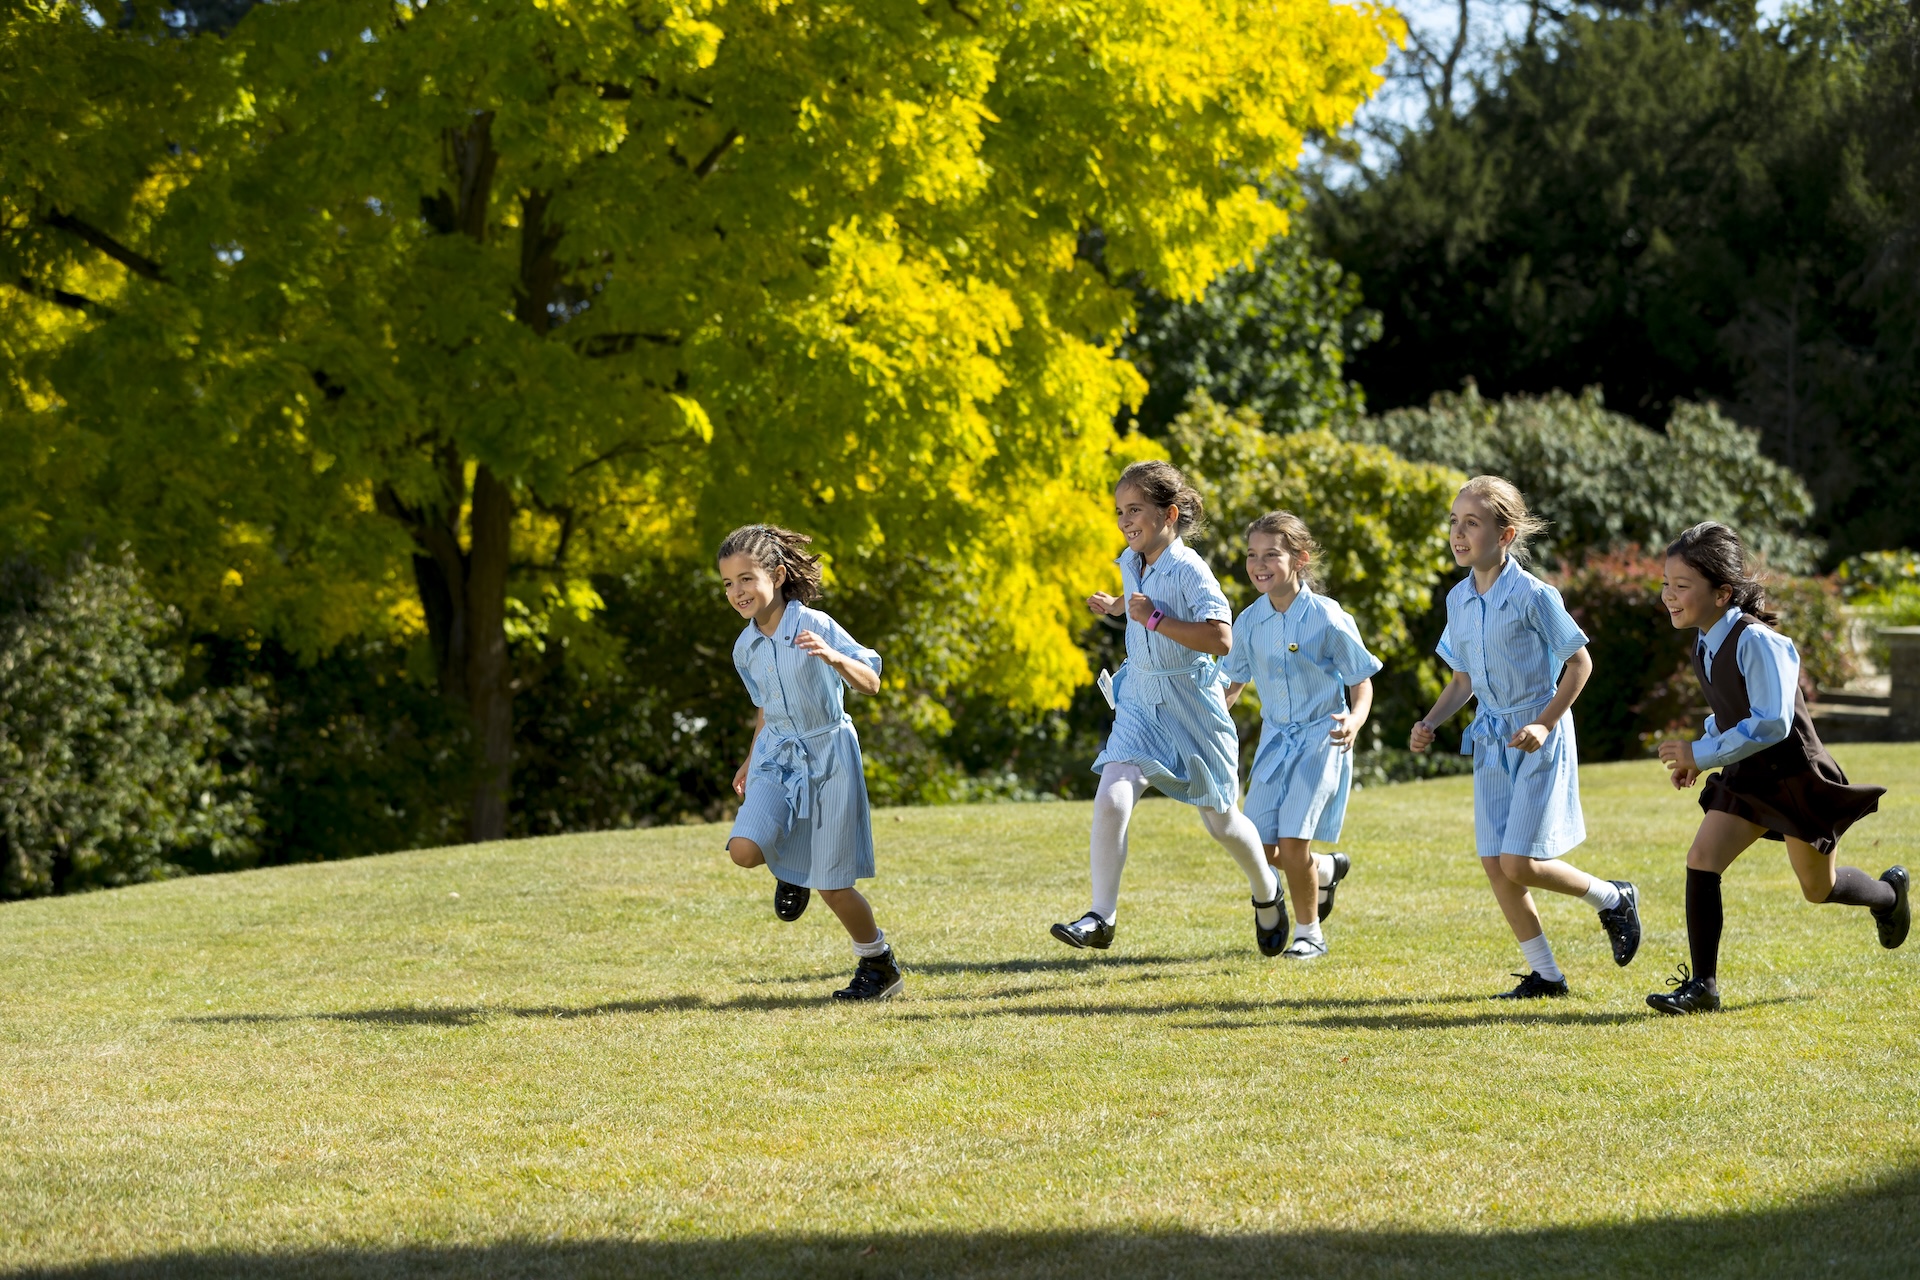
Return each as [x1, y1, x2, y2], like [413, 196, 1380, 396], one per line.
[773, 880, 810, 922]
[1318, 852, 1352, 922]
[1646, 963, 1720, 1015]
[1873, 866, 1910, 950]
[1050, 913, 1114, 950]
[1253, 895, 1289, 957]
[1493, 971, 1569, 1000]
[1597, 880, 1641, 967]
[832, 948, 903, 1001]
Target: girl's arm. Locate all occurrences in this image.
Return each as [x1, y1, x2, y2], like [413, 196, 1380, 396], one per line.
[795, 630, 883, 695]
[1224, 681, 1247, 709]
[1125, 593, 1231, 656]
[1509, 646, 1592, 753]
[733, 707, 766, 797]
[1330, 677, 1373, 750]
[1410, 670, 1475, 752]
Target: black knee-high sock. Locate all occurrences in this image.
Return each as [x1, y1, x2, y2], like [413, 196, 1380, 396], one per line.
[1687, 867, 1723, 986]
[1825, 866, 1896, 909]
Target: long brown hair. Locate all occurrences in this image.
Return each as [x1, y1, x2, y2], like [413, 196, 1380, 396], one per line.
[1665, 521, 1778, 625]
[716, 524, 824, 602]
[1116, 460, 1204, 537]
[1459, 475, 1549, 565]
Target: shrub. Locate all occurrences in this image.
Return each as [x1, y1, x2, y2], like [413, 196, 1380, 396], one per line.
[0, 554, 258, 897]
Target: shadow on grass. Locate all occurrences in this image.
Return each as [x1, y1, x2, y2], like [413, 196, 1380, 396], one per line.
[757, 952, 1227, 981]
[23, 1165, 1920, 1279]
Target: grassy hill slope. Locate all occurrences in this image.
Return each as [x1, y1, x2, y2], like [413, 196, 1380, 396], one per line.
[3, 748, 1918, 1278]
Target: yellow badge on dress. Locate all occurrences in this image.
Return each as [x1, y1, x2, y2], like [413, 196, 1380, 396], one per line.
[1288, 643, 1299, 652]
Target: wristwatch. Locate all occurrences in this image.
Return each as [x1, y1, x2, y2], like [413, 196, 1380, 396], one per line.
[1145, 608, 1165, 631]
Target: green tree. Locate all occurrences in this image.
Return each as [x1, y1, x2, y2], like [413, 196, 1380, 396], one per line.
[0, 554, 257, 898]
[1314, 0, 1920, 558]
[1339, 383, 1821, 570]
[2, 0, 1397, 840]
[1123, 232, 1380, 437]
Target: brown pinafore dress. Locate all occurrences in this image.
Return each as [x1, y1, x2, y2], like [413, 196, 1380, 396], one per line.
[1695, 613, 1884, 853]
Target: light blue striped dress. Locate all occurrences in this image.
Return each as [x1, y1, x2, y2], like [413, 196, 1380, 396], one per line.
[728, 602, 881, 890]
[1091, 538, 1240, 812]
[1436, 557, 1590, 860]
[1223, 585, 1382, 844]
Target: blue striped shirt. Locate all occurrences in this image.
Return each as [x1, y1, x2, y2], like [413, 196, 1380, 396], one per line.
[1118, 537, 1233, 673]
[1222, 585, 1381, 725]
[1693, 606, 1798, 769]
[1436, 558, 1589, 747]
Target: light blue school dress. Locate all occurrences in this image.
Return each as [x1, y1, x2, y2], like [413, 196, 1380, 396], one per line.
[1090, 537, 1239, 812]
[1436, 557, 1590, 860]
[728, 602, 881, 890]
[1222, 585, 1383, 844]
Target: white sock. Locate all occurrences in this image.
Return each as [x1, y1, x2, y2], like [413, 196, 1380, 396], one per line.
[851, 929, 888, 959]
[1581, 875, 1622, 911]
[1089, 764, 1149, 922]
[1200, 805, 1281, 925]
[1294, 919, 1324, 945]
[1519, 933, 1562, 981]
[1315, 853, 1336, 888]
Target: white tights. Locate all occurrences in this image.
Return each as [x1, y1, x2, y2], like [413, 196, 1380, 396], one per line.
[1087, 762, 1278, 922]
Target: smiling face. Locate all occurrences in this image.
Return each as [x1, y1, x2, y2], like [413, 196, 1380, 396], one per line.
[1448, 491, 1513, 570]
[1661, 555, 1732, 631]
[1114, 483, 1179, 557]
[1245, 530, 1304, 599]
[718, 553, 785, 624]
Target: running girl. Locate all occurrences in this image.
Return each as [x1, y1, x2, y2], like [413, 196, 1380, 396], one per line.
[1410, 476, 1643, 997]
[1050, 461, 1287, 955]
[718, 524, 902, 1001]
[1222, 512, 1381, 959]
[1647, 521, 1908, 1014]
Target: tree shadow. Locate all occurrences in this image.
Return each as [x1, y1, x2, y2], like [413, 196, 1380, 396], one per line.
[26, 1163, 1920, 1278]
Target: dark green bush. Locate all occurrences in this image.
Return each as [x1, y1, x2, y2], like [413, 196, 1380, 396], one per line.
[0, 554, 258, 897]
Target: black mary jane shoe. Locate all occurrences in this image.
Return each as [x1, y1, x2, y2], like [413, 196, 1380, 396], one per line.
[1597, 880, 1642, 967]
[773, 880, 810, 923]
[1318, 852, 1352, 922]
[1253, 895, 1290, 957]
[1049, 912, 1115, 950]
[832, 948, 904, 1001]
[1874, 866, 1910, 951]
[1493, 971, 1569, 1000]
[1646, 963, 1721, 1015]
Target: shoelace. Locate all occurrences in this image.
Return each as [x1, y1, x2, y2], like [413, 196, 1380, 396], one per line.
[1662, 962, 1694, 991]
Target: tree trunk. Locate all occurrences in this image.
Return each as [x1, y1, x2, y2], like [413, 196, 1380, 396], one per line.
[464, 465, 514, 842]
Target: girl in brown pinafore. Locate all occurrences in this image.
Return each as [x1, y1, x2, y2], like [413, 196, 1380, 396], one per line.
[1648, 522, 1909, 1015]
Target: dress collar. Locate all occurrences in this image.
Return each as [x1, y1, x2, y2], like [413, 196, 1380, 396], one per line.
[1467, 555, 1524, 609]
[1254, 581, 1315, 623]
[1119, 535, 1187, 574]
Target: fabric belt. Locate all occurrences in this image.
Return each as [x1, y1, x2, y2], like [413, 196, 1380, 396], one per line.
[1461, 696, 1553, 755]
[759, 719, 846, 820]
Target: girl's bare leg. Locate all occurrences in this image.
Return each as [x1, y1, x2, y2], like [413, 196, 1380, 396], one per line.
[1277, 837, 1319, 925]
[1496, 852, 1601, 897]
[1482, 855, 1546, 943]
[727, 837, 765, 868]
[818, 886, 879, 945]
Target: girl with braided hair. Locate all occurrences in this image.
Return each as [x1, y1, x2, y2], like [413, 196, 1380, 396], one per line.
[1647, 521, 1907, 1015]
[717, 524, 901, 1001]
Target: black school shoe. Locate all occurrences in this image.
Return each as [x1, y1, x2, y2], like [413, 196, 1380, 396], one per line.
[1050, 913, 1115, 950]
[1873, 866, 1910, 950]
[1493, 971, 1569, 1000]
[1646, 963, 1720, 1015]
[1253, 895, 1290, 957]
[773, 880, 810, 922]
[1318, 852, 1352, 922]
[832, 948, 904, 1001]
[1597, 880, 1642, 967]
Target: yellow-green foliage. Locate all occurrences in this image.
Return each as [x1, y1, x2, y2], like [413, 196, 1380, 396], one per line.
[1166, 392, 1463, 667]
[1, 0, 1399, 711]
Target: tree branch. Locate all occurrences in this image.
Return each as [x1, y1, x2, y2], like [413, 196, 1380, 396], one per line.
[9, 276, 114, 316]
[40, 211, 170, 282]
[694, 127, 741, 178]
[576, 331, 683, 358]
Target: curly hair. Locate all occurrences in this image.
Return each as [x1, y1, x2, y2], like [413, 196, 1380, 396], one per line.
[1116, 459, 1204, 537]
[715, 524, 824, 603]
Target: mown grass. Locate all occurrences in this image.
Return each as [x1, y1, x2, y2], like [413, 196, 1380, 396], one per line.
[3, 748, 1918, 1279]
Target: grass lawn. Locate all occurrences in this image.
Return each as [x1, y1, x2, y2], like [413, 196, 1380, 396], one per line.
[3, 747, 1918, 1279]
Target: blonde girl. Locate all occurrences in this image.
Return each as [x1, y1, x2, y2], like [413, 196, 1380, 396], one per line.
[1051, 461, 1287, 955]
[1222, 512, 1381, 959]
[1410, 477, 1642, 997]
[718, 524, 901, 1001]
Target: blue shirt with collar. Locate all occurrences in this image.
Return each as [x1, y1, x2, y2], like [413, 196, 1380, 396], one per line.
[1222, 584, 1382, 729]
[1437, 556, 1589, 748]
[1692, 606, 1798, 769]
[731, 601, 882, 740]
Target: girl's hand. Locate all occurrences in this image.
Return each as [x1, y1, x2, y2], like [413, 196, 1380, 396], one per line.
[732, 760, 749, 797]
[1126, 593, 1157, 624]
[1657, 738, 1699, 786]
[1086, 591, 1121, 617]
[1508, 722, 1550, 753]
[1409, 720, 1436, 753]
[794, 629, 843, 668]
[1329, 710, 1366, 752]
